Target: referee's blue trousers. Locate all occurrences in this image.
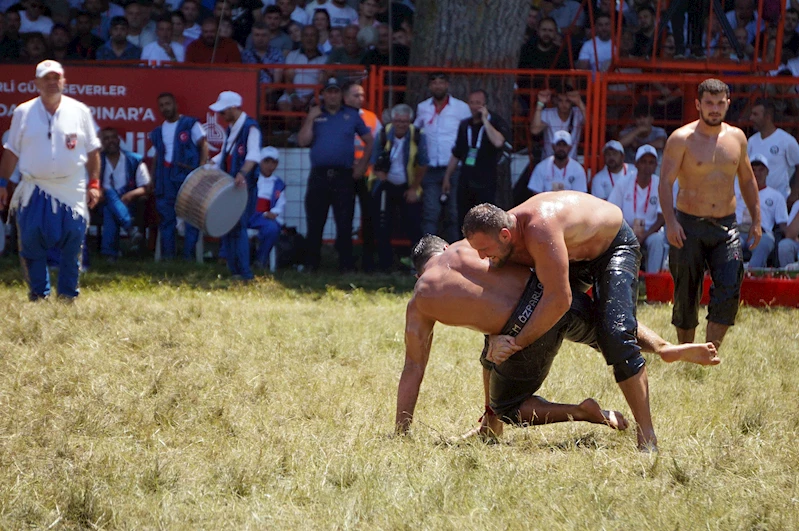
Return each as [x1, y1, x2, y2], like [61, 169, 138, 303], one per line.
[221, 186, 256, 279]
[17, 186, 86, 300]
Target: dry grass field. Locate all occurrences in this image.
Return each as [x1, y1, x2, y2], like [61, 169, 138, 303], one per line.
[0, 258, 797, 530]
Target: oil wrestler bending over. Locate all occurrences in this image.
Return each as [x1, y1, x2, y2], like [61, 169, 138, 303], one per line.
[396, 235, 719, 447]
[462, 194, 656, 449]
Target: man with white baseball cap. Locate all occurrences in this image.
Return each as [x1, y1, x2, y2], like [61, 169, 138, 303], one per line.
[0, 60, 101, 301]
[591, 139, 636, 200]
[527, 130, 587, 195]
[209, 90, 262, 279]
[735, 153, 788, 268]
[608, 145, 666, 272]
[247, 146, 286, 270]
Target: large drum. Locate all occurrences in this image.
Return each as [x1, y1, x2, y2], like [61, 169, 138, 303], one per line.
[175, 167, 248, 237]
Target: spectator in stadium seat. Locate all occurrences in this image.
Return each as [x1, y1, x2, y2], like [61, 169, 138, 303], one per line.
[48, 23, 82, 61]
[326, 24, 364, 64]
[185, 17, 241, 63]
[124, 0, 155, 48]
[725, 0, 764, 45]
[783, 9, 799, 56]
[307, 0, 357, 28]
[276, 0, 308, 28]
[618, 102, 667, 164]
[141, 15, 184, 62]
[530, 86, 584, 160]
[97, 127, 149, 261]
[242, 21, 285, 100]
[443, 89, 509, 227]
[592, 140, 636, 201]
[68, 11, 105, 59]
[262, 5, 292, 56]
[82, 0, 124, 41]
[631, 6, 655, 58]
[286, 20, 302, 50]
[778, 197, 799, 267]
[391, 25, 409, 47]
[549, 0, 585, 35]
[170, 11, 193, 48]
[361, 23, 409, 68]
[344, 81, 380, 272]
[732, 27, 754, 60]
[748, 99, 799, 199]
[576, 11, 613, 72]
[19, 0, 53, 35]
[150, 92, 208, 260]
[228, 0, 256, 46]
[526, 130, 587, 195]
[523, 4, 539, 44]
[19, 32, 48, 63]
[96, 16, 141, 60]
[414, 72, 471, 243]
[354, 0, 379, 28]
[248, 146, 286, 270]
[219, 16, 243, 52]
[764, 71, 799, 129]
[312, 8, 333, 53]
[518, 16, 569, 72]
[180, 0, 201, 41]
[298, 77, 374, 272]
[209, 90, 262, 279]
[0, 10, 23, 62]
[608, 145, 667, 273]
[738, 155, 788, 268]
[277, 25, 325, 114]
[372, 103, 427, 272]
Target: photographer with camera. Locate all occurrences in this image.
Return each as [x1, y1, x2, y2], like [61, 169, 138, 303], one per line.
[372, 104, 429, 272]
[442, 89, 509, 228]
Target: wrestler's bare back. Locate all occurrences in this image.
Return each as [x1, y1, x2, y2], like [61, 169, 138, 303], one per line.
[666, 120, 745, 218]
[507, 192, 624, 266]
[412, 241, 532, 334]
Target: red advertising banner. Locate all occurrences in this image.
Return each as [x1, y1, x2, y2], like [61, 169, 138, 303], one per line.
[0, 64, 258, 158]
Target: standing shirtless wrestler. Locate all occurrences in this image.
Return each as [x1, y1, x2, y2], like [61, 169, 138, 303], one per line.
[461, 194, 656, 449]
[659, 78, 761, 349]
[396, 235, 719, 444]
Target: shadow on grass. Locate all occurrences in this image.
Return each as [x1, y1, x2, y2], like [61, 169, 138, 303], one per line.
[0, 252, 418, 295]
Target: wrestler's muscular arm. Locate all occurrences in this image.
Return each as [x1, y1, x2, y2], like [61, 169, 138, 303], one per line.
[659, 131, 687, 248]
[735, 130, 762, 249]
[395, 296, 436, 434]
[489, 220, 572, 365]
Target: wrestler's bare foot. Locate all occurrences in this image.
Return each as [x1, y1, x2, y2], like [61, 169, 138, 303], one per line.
[658, 342, 720, 366]
[577, 399, 628, 431]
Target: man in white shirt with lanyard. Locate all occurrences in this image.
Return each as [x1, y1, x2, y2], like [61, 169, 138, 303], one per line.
[735, 154, 788, 268]
[414, 72, 471, 243]
[527, 131, 587, 195]
[0, 60, 102, 301]
[748, 99, 799, 199]
[591, 140, 636, 200]
[608, 145, 666, 273]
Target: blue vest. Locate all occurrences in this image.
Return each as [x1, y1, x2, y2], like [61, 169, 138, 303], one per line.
[222, 115, 259, 189]
[150, 116, 201, 193]
[100, 150, 143, 193]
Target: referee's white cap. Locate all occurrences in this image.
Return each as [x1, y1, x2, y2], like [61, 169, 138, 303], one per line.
[35, 60, 64, 78]
[635, 144, 658, 162]
[750, 153, 769, 170]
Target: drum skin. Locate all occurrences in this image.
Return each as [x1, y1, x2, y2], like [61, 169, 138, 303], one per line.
[175, 167, 248, 237]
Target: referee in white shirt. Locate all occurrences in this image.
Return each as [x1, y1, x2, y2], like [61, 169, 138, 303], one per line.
[414, 72, 471, 243]
[0, 60, 102, 301]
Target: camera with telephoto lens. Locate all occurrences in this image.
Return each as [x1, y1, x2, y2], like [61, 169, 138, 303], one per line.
[374, 152, 392, 173]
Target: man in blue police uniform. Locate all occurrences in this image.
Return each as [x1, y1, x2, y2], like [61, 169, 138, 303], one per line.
[98, 127, 150, 260]
[209, 90, 262, 279]
[150, 92, 208, 259]
[298, 77, 374, 272]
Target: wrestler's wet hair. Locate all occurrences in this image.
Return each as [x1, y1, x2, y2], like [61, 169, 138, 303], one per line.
[411, 234, 448, 272]
[462, 203, 511, 239]
[697, 78, 729, 99]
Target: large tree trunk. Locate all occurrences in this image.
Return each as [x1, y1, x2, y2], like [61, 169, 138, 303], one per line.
[408, 0, 528, 208]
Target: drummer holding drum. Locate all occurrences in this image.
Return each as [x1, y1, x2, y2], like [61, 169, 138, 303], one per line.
[209, 91, 262, 280]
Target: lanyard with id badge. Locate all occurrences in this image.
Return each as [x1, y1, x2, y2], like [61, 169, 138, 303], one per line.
[465, 122, 485, 167]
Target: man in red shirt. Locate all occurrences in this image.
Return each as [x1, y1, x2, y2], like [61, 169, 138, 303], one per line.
[185, 17, 241, 63]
